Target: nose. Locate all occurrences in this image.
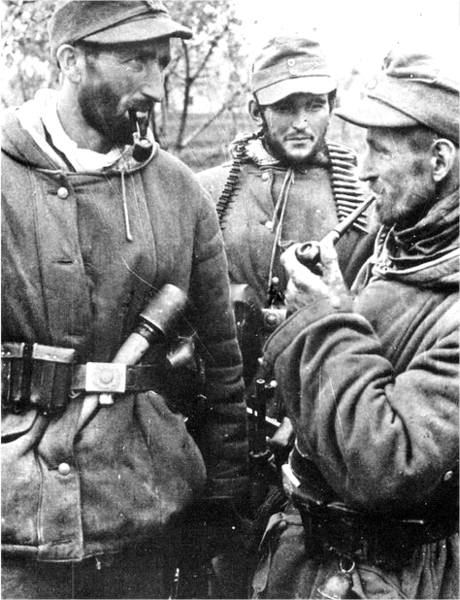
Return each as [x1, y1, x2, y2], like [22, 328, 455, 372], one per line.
[359, 152, 377, 183]
[139, 60, 165, 104]
[292, 108, 310, 129]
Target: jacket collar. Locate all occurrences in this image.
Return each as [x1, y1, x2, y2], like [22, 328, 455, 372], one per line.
[372, 190, 459, 288]
[9, 89, 157, 173]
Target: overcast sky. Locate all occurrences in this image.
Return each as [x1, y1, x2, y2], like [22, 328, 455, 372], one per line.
[233, 0, 459, 78]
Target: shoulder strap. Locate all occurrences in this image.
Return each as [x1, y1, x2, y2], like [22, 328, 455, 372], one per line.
[327, 141, 369, 233]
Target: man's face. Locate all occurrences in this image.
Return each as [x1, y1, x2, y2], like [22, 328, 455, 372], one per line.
[257, 93, 331, 165]
[77, 39, 171, 147]
[360, 127, 436, 228]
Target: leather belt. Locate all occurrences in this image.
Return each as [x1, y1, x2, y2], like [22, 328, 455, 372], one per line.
[284, 448, 459, 567]
[71, 363, 167, 394]
[2, 342, 169, 414]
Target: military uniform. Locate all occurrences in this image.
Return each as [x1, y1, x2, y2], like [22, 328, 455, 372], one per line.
[1, 3, 248, 598]
[252, 44, 459, 600]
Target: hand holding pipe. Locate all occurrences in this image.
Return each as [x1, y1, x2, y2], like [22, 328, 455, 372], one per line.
[295, 195, 375, 271]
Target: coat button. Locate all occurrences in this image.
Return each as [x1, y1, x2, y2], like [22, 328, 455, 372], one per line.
[265, 220, 274, 230]
[57, 187, 69, 199]
[261, 172, 270, 181]
[58, 462, 71, 476]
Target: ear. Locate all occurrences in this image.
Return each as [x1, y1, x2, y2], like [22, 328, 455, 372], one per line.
[248, 98, 264, 127]
[56, 44, 83, 84]
[430, 138, 457, 183]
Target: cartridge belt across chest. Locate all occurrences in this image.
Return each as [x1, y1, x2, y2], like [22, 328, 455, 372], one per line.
[1, 341, 169, 415]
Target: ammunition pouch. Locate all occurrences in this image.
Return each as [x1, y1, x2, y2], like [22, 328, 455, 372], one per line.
[2, 338, 203, 417]
[2, 342, 76, 415]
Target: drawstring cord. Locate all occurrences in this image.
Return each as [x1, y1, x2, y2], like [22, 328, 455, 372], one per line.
[266, 168, 295, 303]
[120, 171, 133, 242]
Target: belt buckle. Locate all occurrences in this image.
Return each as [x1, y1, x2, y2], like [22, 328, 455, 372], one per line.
[85, 363, 127, 393]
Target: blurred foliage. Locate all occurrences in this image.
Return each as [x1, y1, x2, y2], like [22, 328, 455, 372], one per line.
[157, 0, 249, 151]
[1, 0, 58, 106]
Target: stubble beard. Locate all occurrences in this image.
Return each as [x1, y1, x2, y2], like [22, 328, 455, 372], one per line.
[263, 127, 326, 167]
[78, 82, 133, 148]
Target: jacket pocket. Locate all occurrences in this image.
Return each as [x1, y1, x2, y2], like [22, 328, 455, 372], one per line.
[75, 390, 207, 548]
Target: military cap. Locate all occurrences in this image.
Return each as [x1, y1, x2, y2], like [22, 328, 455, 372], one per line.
[48, 0, 192, 57]
[336, 45, 459, 144]
[251, 36, 337, 106]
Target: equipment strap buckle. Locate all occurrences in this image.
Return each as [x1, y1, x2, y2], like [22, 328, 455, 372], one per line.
[85, 362, 127, 393]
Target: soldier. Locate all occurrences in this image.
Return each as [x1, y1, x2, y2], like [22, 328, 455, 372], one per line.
[198, 35, 373, 433]
[253, 43, 459, 599]
[1, 1, 248, 598]
[198, 34, 374, 598]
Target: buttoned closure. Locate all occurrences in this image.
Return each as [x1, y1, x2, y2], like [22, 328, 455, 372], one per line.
[265, 220, 274, 230]
[57, 187, 69, 199]
[58, 462, 71, 476]
[261, 172, 270, 181]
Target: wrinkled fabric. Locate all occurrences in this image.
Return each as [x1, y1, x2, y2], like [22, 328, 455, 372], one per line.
[1, 101, 248, 561]
[197, 137, 372, 307]
[257, 192, 459, 597]
[252, 509, 459, 599]
[2, 545, 175, 599]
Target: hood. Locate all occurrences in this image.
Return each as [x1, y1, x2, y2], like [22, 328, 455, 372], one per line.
[2, 105, 59, 171]
[2, 95, 159, 244]
[368, 190, 459, 291]
[1, 93, 157, 175]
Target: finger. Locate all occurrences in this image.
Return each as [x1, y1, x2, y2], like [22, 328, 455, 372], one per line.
[284, 278, 298, 307]
[319, 234, 339, 263]
[282, 244, 321, 288]
[319, 237, 346, 292]
[280, 243, 302, 276]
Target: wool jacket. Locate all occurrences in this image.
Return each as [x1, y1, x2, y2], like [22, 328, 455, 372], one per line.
[1, 101, 248, 562]
[258, 191, 459, 597]
[264, 192, 459, 515]
[198, 135, 373, 307]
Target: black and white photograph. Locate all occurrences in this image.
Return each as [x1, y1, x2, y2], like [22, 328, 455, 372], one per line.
[1, 0, 459, 598]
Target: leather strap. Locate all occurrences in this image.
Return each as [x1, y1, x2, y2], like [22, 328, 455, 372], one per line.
[71, 362, 168, 394]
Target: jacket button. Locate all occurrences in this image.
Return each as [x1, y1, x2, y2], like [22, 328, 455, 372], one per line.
[265, 220, 274, 230]
[58, 462, 71, 476]
[261, 172, 270, 181]
[57, 187, 69, 199]
[443, 470, 453, 482]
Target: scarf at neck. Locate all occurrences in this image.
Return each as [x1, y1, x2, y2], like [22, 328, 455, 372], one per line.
[391, 190, 459, 258]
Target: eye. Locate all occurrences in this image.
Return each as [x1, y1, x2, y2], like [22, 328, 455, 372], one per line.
[125, 56, 145, 72]
[273, 102, 293, 114]
[159, 56, 170, 71]
[309, 100, 327, 111]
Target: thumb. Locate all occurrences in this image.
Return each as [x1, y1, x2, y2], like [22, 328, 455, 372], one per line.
[319, 236, 348, 303]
